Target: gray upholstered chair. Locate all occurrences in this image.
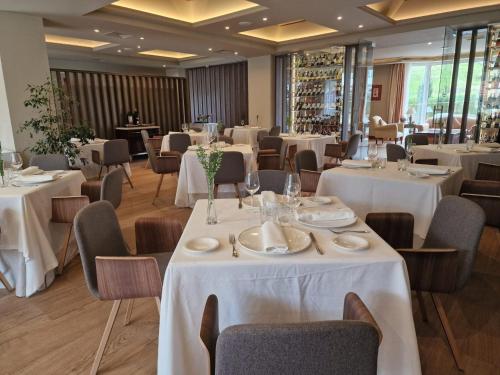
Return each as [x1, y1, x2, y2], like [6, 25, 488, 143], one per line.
[269, 126, 281, 136]
[325, 134, 361, 163]
[295, 150, 321, 194]
[74, 201, 174, 375]
[92, 139, 133, 188]
[405, 133, 429, 147]
[256, 170, 288, 194]
[80, 167, 123, 209]
[217, 135, 234, 145]
[201, 292, 382, 375]
[366, 196, 486, 371]
[145, 142, 180, 204]
[256, 130, 269, 144]
[460, 179, 500, 228]
[386, 144, 406, 162]
[29, 154, 70, 170]
[475, 162, 500, 181]
[257, 136, 283, 170]
[169, 133, 191, 154]
[214, 152, 245, 199]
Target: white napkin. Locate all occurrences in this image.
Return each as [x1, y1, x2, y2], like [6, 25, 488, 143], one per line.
[298, 207, 355, 222]
[261, 221, 288, 254]
[258, 191, 277, 206]
[341, 160, 372, 168]
[481, 143, 500, 148]
[407, 166, 449, 175]
[15, 174, 55, 183]
[473, 146, 500, 153]
[20, 166, 43, 176]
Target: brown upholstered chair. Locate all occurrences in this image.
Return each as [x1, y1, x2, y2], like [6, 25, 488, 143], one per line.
[141, 130, 163, 168]
[365, 213, 414, 249]
[135, 216, 183, 254]
[322, 134, 361, 165]
[145, 142, 180, 204]
[475, 162, 500, 181]
[169, 133, 191, 154]
[201, 292, 382, 375]
[214, 152, 245, 199]
[92, 139, 133, 188]
[256, 130, 269, 144]
[0, 227, 14, 292]
[460, 179, 500, 228]
[415, 158, 438, 165]
[405, 133, 429, 147]
[323, 143, 342, 170]
[295, 150, 321, 194]
[81, 167, 123, 208]
[365, 196, 486, 371]
[284, 144, 297, 171]
[257, 136, 283, 170]
[217, 135, 234, 145]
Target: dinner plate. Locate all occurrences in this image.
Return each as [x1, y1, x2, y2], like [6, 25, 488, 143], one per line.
[183, 237, 219, 254]
[300, 196, 332, 207]
[238, 226, 311, 255]
[408, 171, 429, 178]
[332, 234, 369, 253]
[297, 208, 358, 229]
[13, 174, 56, 184]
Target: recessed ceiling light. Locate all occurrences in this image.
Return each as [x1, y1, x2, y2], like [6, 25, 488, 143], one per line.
[337, 16, 342, 20]
[162, 64, 166, 68]
[140, 36, 144, 40]
[358, 24, 364, 28]
[427, 42, 432, 45]
[93, 29, 100, 33]
[137, 45, 141, 49]
[234, 51, 238, 55]
[225, 26, 230, 30]
[262, 17, 268, 21]
[208, 47, 213, 51]
[117, 49, 122, 53]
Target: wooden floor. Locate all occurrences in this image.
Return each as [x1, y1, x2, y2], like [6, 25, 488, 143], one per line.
[0, 156, 499, 375]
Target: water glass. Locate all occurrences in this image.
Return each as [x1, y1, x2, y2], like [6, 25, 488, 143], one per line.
[466, 139, 475, 151]
[367, 144, 378, 166]
[397, 159, 407, 171]
[406, 143, 415, 162]
[0, 164, 12, 187]
[245, 171, 260, 206]
[377, 157, 387, 169]
[283, 173, 302, 216]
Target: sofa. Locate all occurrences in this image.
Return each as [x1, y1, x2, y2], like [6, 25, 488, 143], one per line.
[369, 116, 404, 144]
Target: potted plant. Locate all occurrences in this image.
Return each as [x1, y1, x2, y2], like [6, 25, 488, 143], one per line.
[19, 79, 94, 163]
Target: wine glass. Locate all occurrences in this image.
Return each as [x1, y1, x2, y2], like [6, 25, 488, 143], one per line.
[406, 143, 415, 162]
[240, 120, 245, 127]
[245, 171, 260, 207]
[207, 123, 217, 145]
[9, 152, 23, 173]
[367, 144, 378, 165]
[283, 173, 302, 214]
[182, 123, 188, 133]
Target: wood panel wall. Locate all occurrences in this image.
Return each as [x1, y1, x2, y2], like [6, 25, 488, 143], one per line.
[50, 69, 190, 138]
[186, 61, 248, 128]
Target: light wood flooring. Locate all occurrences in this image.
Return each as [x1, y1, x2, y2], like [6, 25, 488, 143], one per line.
[0, 156, 499, 375]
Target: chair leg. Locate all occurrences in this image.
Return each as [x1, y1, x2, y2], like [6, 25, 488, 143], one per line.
[155, 174, 164, 199]
[234, 183, 241, 199]
[431, 293, 464, 371]
[155, 297, 161, 315]
[91, 299, 122, 375]
[120, 164, 134, 189]
[416, 291, 428, 322]
[123, 299, 134, 326]
[57, 224, 73, 275]
[98, 165, 103, 179]
[0, 271, 13, 292]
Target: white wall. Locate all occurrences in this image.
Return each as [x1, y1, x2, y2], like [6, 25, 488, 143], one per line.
[0, 12, 50, 156]
[247, 55, 274, 128]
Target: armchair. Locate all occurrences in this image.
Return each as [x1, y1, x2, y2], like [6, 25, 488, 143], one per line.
[368, 116, 403, 144]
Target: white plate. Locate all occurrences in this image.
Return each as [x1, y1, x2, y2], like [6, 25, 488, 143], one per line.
[304, 196, 331, 205]
[238, 226, 311, 256]
[183, 237, 219, 254]
[297, 209, 358, 229]
[408, 171, 429, 178]
[14, 174, 56, 184]
[332, 234, 369, 252]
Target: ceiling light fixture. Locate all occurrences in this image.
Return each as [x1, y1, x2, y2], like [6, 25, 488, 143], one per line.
[137, 45, 141, 49]
[117, 49, 122, 53]
[337, 16, 342, 20]
[234, 51, 238, 55]
[140, 36, 145, 40]
[162, 64, 166, 68]
[358, 24, 364, 28]
[427, 42, 432, 45]
[94, 29, 100, 33]
[208, 47, 213, 51]
[262, 17, 268, 21]
[225, 26, 230, 30]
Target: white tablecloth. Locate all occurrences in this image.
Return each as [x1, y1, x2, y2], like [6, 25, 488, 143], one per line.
[175, 145, 256, 207]
[231, 126, 262, 148]
[281, 134, 336, 166]
[0, 171, 86, 296]
[158, 198, 421, 375]
[161, 132, 209, 152]
[413, 144, 500, 179]
[316, 162, 464, 238]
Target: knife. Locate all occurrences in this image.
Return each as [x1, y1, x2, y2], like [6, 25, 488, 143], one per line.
[309, 232, 324, 255]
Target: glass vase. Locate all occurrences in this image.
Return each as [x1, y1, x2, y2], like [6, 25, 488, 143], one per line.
[206, 177, 218, 225]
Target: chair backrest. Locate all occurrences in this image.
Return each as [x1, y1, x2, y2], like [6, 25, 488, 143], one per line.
[215, 321, 379, 375]
[475, 163, 500, 181]
[145, 142, 160, 173]
[386, 144, 406, 162]
[135, 216, 183, 254]
[215, 152, 245, 184]
[259, 136, 283, 153]
[217, 135, 234, 145]
[257, 130, 269, 144]
[423, 196, 486, 290]
[101, 167, 123, 209]
[365, 212, 414, 249]
[460, 179, 500, 228]
[103, 139, 130, 165]
[140, 129, 150, 146]
[74, 201, 130, 298]
[415, 158, 438, 165]
[269, 126, 281, 136]
[29, 154, 69, 170]
[406, 133, 428, 146]
[295, 149, 318, 173]
[169, 133, 191, 154]
[345, 134, 361, 158]
[201, 295, 219, 375]
[257, 170, 288, 194]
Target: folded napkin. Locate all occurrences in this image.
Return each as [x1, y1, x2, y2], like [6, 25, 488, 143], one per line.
[407, 166, 449, 175]
[20, 166, 43, 176]
[15, 174, 55, 183]
[480, 143, 500, 148]
[341, 160, 371, 168]
[261, 221, 288, 254]
[298, 207, 355, 222]
[473, 146, 500, 153]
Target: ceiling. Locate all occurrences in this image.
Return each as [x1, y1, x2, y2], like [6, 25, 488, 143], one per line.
[0, 0, 498, 70]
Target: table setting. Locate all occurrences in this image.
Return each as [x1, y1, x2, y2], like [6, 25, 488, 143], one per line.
[280, 132, 336, 166]
[161, 131, 210, 152]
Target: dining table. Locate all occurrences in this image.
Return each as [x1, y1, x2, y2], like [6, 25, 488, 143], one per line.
[161, 131, 210, 152]
[0, 170, 86, 297]
[280, 133, 336, 166]
[231, 126, 263, 148]
[412, 143, 500, 179]
[158, 197, 421, 375]
[316, 161, 464, 238]
[174, 144, 256, 207]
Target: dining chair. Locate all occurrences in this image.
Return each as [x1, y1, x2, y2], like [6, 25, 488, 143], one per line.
[256, 170, 288, 194]
[169, 133, 191, 154]
[256, 130, 269, 144]
[257, 137, 283, 170]
[74, 201, 173, 375]
[415, 158, 438, 165]
[365, 196, 486, 371]
[81, 167, 123, 208]
[0, 227, 14, 292]
[323, 143, 342, 170]
[145, 142, 180, 204]
[214, 152, 245, 199]
[386, 144, 406, 162]
[141, 130, 163, 169]
[295, 150, 321, 194]
[29, 154, 70, 170]
[284, 144, 297, 171]
[460, 179, 500, 228]
[92, 139, 133, 188]
[475, 162, 500, 181]
[201, 292, 382, 375]
[217, 135, 234, 145]
[269, 126, 281, 136]
[324, 134, 361, 164]
[406, 133, 429, 147]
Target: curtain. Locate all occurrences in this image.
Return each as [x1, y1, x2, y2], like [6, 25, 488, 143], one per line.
[186, 61, 248, 128]
[50, 69, 190, 138]
[275, 54, 291, 131]
[387, 63, 406, 123]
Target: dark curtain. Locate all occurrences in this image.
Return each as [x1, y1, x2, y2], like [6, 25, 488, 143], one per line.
[275, 54, 292, 131]
[50, 69, 190, 138]
[186, 61, 248, 128]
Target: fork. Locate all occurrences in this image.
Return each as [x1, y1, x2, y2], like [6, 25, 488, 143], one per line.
[229, 233, 239, 257]
[329, 229, 370, 234]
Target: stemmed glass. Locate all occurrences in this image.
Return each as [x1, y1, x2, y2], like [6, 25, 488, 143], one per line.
[207, 123, 218, 145]
[245, 171, 260, 207]
[9, 152, 23, 174]
[406, 143, 415, 163]
[367, 143, 378, 166]
[283, 173, 302, 215]
[182, 123, 188, 133]
[240, 120, 245, 127]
